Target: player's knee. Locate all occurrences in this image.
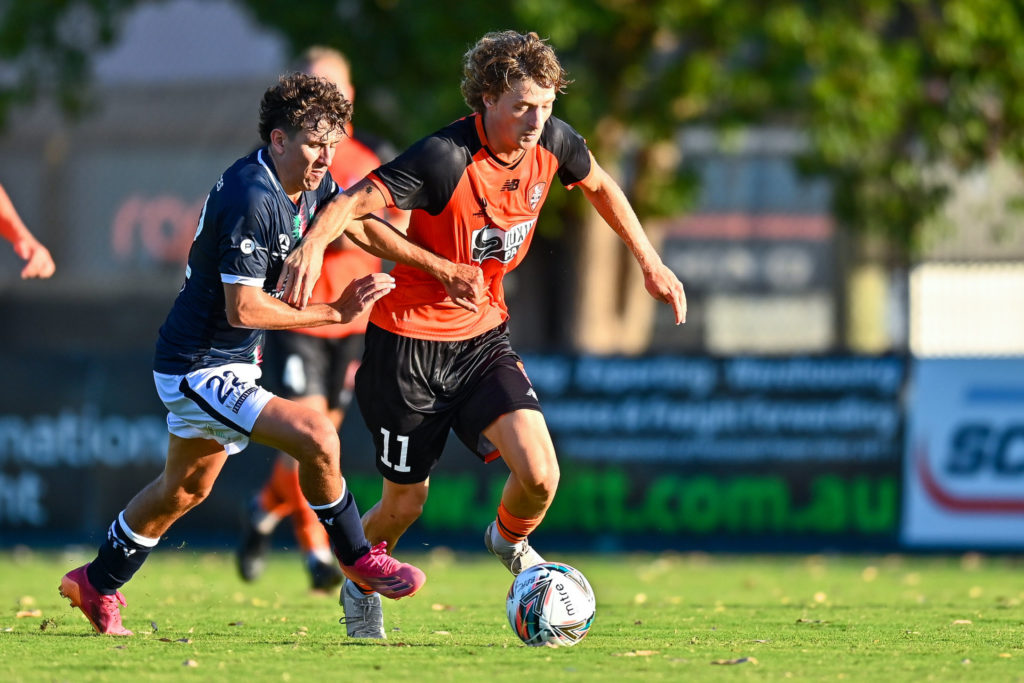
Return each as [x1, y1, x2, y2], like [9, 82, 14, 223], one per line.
[290, 412, 340, 467]
[387, 489, 427, 525]
[521, 459, 560, 503]
[168, 478, 214, 512]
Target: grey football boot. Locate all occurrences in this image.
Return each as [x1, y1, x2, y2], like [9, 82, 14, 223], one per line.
[339, 579, 386, 639]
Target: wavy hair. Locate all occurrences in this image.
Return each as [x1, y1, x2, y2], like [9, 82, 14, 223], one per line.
[461, 31, 571, 113]
[258, 72, 352, 143]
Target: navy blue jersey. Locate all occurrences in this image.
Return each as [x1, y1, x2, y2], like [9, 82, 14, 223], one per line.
[154, 148, 339, 374]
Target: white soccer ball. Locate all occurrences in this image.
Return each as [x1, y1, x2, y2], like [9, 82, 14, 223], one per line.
[506, 562, 596, 647]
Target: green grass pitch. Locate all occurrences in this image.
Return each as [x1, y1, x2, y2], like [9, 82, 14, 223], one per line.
[1, 548, 1022, 681]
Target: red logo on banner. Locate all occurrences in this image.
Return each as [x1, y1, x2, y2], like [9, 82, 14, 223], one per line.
[916, 443, 1024, 513]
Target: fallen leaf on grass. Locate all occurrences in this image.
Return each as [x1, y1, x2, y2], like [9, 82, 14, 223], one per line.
[952, 619, 973, 625]
[228, 622, 244, 626]
[999, 653, 1012, 658]
[711, 657, 758, 665]
[431, 604, 455, 611]
[433, 630, 451, 635]
[796, 618, 827, 624]
[39, 618, 57, 631]
[113, 645, 127, 650]
[2, 628, 13, 633]
[612, 650, 659, 657]
[182, 659, 198, 667]
[151, 621, 159, 632]
[16, 610, 42, 618]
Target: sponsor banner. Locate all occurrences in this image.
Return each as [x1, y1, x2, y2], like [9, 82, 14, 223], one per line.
[0, 346, 906, 551]
[512, 354, 905, 548]
[903, 358, 1024, 548]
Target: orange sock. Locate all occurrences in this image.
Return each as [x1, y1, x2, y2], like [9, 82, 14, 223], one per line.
[495, 501, 543, 544]
[259, 457, 298, 519]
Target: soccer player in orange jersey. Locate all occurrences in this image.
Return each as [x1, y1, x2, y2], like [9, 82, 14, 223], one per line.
[278, 31, 686, 638]
[236, 47, 409, 597]
[0, 182, 55, 279]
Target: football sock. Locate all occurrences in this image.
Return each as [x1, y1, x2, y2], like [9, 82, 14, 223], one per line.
[309, 481, 371, 566]
[87, 510, 160, 595]
[310, 547, 335, 565]
[494, 502, 543, 546]
[259, 457, 299, 521]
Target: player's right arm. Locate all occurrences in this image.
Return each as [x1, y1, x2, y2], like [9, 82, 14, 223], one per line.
[279, 178, 483, 312]
[224, 273, 395, 330]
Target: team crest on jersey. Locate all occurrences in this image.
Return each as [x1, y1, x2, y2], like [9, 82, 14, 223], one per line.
[239, 238, 255, 255]
[528, 182, 546, 210]
[471, 219, 536, 264]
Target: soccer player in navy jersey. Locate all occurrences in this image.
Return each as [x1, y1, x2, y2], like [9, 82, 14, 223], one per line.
[57, 72, 462, 635]
[236, 47, 411, 597]
[277, 31, 686, 638]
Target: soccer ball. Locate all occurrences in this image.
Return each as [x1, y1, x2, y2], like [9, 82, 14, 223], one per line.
[506, 562, 596, 647]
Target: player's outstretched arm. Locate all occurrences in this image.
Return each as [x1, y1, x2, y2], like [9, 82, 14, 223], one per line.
[278, 179, 388, 308]
[225, 275, 394, 331]
[0, 183, 55, 279]
[578, 155, 687, 325]
[346, 215, 485, 314]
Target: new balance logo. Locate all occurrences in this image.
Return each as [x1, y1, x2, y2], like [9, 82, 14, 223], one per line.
[526, 388, 538, 400]
[501, 179, 520, 191]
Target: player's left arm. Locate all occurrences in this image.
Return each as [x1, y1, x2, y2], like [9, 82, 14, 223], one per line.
[577, 154, 686, 325]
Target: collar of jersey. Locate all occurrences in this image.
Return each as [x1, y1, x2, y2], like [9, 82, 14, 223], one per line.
[475, 114, 527, 170]
[257, 148, 289, 199]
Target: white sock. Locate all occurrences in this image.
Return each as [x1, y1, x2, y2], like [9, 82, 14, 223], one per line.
[255, 511, 281, 535]
[489, 521, 517, 551]
[310, 547, 334, 565]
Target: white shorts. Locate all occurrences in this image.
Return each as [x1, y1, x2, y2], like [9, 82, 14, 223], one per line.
[154, 363, 275, 455]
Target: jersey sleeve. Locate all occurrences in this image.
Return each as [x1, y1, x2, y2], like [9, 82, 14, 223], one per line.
[544, 116, 593, 188]
[372, 133, 469, 215]
[218, 187, 275, 287]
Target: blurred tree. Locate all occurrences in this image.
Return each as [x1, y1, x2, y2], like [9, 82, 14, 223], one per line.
[4, 1, 1022, 349]
[0, 0, 143, 129]
[240, 0, 1024, 350]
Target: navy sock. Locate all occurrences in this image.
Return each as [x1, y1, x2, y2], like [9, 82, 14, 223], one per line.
[86, 512, 158, 595]
[311, 487, 371, 566]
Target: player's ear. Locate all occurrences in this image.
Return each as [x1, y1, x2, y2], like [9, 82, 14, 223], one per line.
[269, 128, 289, 153]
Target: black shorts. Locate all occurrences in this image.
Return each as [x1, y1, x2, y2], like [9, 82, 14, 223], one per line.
[264, 331, 364, 409]
[355, 322, 541, 484]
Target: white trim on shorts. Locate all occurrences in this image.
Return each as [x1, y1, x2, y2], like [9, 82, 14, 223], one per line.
[153, 363, 275, 455]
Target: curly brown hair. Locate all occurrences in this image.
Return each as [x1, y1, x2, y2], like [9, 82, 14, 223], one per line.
[258, 72, 352, 143]
[460, 31, 571, 114]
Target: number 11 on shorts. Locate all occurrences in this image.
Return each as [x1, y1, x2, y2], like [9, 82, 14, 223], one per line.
[380, 428, 411, 473]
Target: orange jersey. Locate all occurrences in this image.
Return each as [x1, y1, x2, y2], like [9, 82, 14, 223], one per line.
[368, 114, 592, 341]
[294, 129, 396, 338]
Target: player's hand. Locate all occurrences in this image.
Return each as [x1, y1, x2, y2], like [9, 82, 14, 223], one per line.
[331, 272, 396, 323]
[14, 238, 55, 279]
[644, 262, 686, 324]
[440, 262, 485, 313]
[278, 240, 324, 309]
